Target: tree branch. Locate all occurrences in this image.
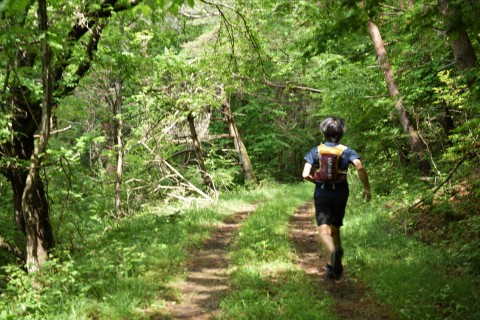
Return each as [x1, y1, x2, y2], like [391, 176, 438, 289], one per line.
[34, 125, 71, 138]
[201, 0, 264, 70]
[0, 235, 25, 261]
[53, 0, 143, 91]
[179, 10, 220, 18]
[410, 159, 464, 210]
[380, 4, 404, 12]
[264, 80, 325, 94]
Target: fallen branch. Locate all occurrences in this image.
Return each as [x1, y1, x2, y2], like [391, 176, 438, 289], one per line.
[169, 134, 231, 145]
[162, 160, 213, 202]
[410, 159, 464, 210]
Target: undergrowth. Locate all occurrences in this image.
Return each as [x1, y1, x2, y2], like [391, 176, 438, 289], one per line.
[344, 172, 480, 320]
[0, 186, 272, 319]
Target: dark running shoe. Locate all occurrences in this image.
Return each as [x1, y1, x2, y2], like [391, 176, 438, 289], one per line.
[332, 248, 344, 278]
[325, 264, 335, 279]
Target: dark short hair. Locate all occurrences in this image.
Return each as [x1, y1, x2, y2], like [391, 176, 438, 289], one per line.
[319, 117, 346, 143]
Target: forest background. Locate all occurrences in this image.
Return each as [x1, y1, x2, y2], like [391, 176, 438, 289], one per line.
[0, 0, 479, 318]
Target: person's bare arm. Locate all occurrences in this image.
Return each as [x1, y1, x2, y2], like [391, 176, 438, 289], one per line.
[302, 162, 315, 184]
[352, 158, 371, 202]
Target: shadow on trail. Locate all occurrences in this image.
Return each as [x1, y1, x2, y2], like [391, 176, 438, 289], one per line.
[289, 201, 399, 320]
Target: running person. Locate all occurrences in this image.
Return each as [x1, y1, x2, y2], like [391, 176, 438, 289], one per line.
[302, 117, 371, 279]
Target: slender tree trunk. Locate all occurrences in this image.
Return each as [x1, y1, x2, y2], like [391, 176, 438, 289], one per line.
[278, 151, 283, 171]
[438, 0, 476, 135]
[368, 20, 430, 174]
[220, 87, 257, 184]
[113, 81, 124, 219]
[10, 170, 28, 234]
[439, 0, 477, 72]
[187, 112, 213, 190]
[21, 0, 55, 272]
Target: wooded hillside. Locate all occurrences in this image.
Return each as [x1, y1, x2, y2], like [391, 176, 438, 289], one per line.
[0, 0, 479, 318]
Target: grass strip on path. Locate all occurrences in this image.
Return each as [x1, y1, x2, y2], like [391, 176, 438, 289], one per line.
[220, 183, 338, 320]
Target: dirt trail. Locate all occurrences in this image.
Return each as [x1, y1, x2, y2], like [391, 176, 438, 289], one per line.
[289, 201, 398, 320]
[162, 205, 256, 319]
[161, 201, 397, 319]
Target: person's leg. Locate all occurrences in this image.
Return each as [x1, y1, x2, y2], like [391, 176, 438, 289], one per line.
[318, 224, 334, 263]
[318, 224, 334, 278]
[318, 224, 342, 265]
[330, 225, 343, 277]
[331, 225, 341, 251]
[315, 198, 345, 278]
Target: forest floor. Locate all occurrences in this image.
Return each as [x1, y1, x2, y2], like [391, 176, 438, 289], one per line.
[162, 201, 398, 319]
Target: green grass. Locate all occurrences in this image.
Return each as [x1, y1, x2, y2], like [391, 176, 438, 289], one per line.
[343, 193, 480, 319]
[219, 183, 338, 320]
[0, 188, 267, 319]
[1, 183, 314, 319]
[2, 180, 479, 319]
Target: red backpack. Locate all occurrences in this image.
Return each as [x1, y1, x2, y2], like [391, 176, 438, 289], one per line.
[313, 144, 348, 183]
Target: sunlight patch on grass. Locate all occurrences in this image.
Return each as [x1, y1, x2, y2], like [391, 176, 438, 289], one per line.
[218, 201, 258, 214]
[238, 261, 297, 277]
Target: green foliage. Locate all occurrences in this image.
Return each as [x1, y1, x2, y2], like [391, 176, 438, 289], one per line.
[1, 0, 479, 318]
[344, 189, 480, 319]
[0, 188, 264, 319]
[433, 70, 480, 163]
[0, 0, 31, 17]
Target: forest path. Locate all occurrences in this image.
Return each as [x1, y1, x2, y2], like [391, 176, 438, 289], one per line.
[289, 201, 398, 319]
[162, 204, 257, 319]
[162, 200, 398, 319]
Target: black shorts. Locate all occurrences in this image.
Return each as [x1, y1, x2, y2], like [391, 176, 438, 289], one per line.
[314, 197, 348, 227]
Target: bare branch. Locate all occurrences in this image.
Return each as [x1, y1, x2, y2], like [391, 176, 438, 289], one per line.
[380, 4, 404, 12]
[179, 10, 220, 18]
[163, 159, 213, 202]
[264, 80, 325, 94]
[0, 235, 25, 261]
[410, 159, 465, 210]
[34, 125, 71, 138]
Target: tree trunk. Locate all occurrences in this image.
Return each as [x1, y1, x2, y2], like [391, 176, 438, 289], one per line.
[187, 112, 214, 190]
[20, 0, 55, 272]
[278, 151, 283, 171]
[220, 87, 257, 184]
[439, 0, 477, 72]
[0, 0, 143, 267]
[113, 81, 124, 219]
[368, 20, 430, 174]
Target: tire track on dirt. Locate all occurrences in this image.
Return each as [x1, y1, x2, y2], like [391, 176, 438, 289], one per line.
[163, 204, 257, 319]
[289, 201, 398, 320]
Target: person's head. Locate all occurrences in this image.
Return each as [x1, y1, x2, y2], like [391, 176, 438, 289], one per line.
[319, 117, 346, 143]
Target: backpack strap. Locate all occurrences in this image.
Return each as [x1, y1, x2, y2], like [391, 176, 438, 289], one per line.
[317, 144, 347, 159]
